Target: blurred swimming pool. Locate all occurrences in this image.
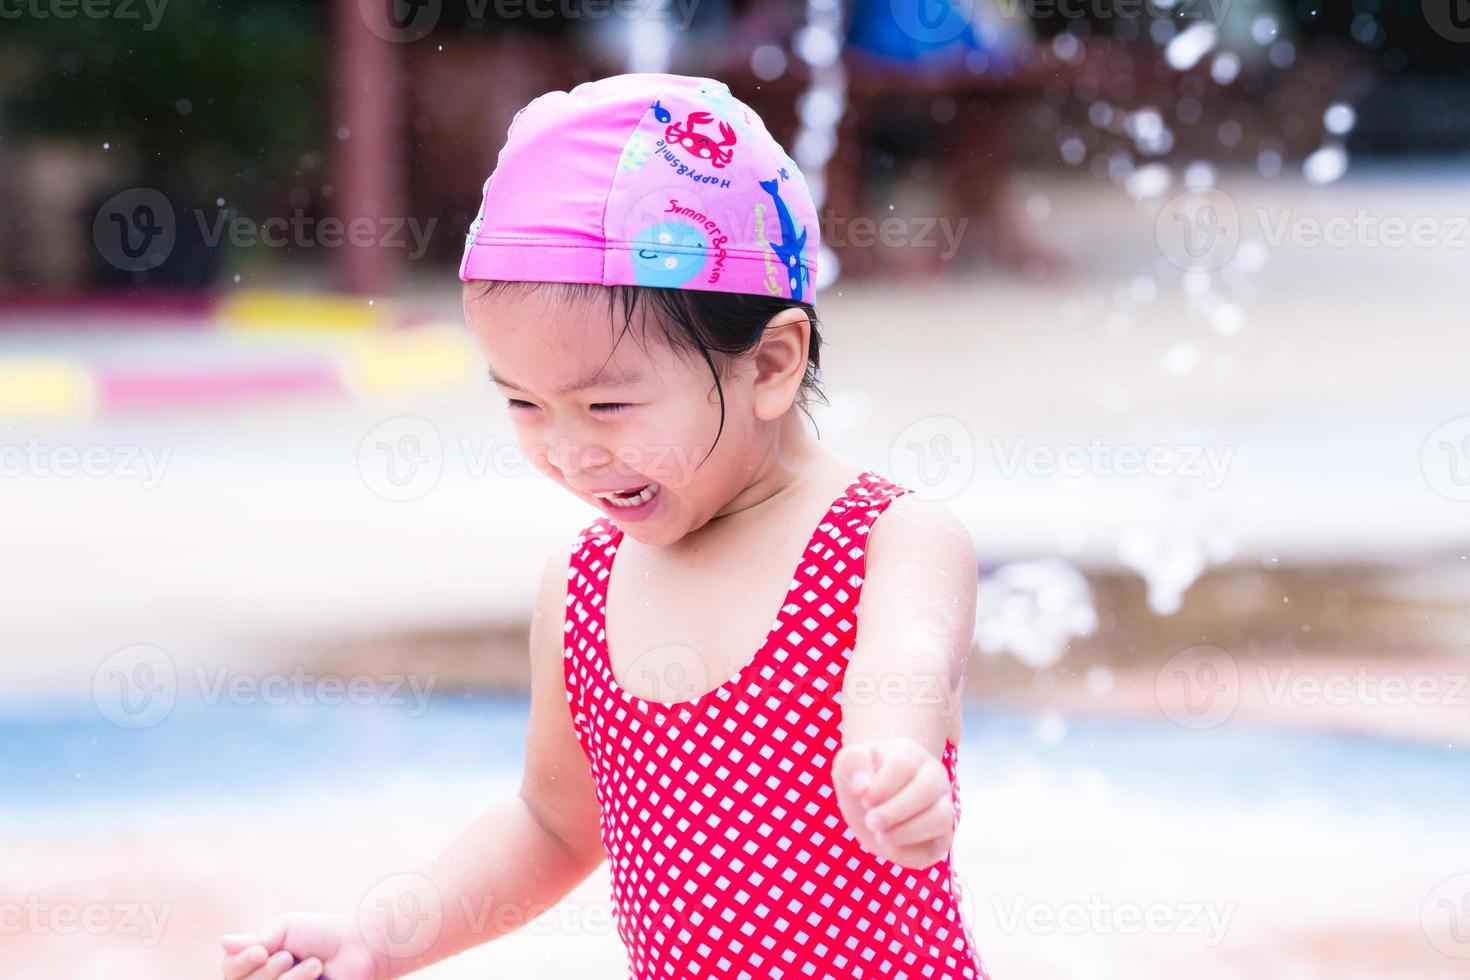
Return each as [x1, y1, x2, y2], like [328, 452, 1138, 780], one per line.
[5, 694, 1466, 829]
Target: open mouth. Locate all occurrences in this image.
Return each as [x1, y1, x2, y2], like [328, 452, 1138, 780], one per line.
[593, 482, 661, 509]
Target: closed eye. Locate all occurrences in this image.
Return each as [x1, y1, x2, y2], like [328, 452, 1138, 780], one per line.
[506, 399, 633, 415]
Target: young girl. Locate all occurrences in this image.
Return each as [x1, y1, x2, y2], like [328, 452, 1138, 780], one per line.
[220, 72, 987, 980]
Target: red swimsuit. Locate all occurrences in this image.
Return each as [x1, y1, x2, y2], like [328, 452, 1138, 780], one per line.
[563, 470, 989, 979]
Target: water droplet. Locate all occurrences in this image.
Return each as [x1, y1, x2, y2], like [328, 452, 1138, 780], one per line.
[1210, 303, 1245, 337]
[1303, 144, 1348, 184]
[1211, 51, 1241, 85]
[1124, 163, 1171, 199]
[1165, 25, 1216, 71]
[1324, 103, 1356, 136]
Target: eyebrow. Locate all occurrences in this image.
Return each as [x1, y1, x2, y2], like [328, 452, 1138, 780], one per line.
[487, 365, 646, 395]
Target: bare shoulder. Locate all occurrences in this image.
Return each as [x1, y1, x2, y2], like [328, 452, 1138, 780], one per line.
[868, 492, 978, 579]
[533, 520, 608, 621]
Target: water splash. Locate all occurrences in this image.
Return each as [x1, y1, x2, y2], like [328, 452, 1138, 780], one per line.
[974, 560, 1098, 670]
[791, 0, 848, 291]
[1118, 484, 1236, 616]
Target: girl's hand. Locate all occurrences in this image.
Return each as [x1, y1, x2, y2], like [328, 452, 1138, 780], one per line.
[832, 737, 956, 870]
[220, 913, 389, 980]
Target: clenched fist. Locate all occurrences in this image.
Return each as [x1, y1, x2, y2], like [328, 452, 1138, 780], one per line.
[832, 736, 957, 869]
[220, 913, 389, 980]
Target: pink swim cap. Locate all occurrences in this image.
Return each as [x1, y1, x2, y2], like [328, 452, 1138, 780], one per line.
[460, 72, 820, 304]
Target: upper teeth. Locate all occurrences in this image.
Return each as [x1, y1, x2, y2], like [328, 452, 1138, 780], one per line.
[596, 483, 659, 507]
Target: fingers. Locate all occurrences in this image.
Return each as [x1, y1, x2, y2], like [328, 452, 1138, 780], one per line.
[222, 945, 270, 980]
[876, 795, 953, 848]
[221, 917, 288, 955]
[860, 738, 927, 809]
[237, 949, 314, 980]
[832, 742, 878, 796]
[280, 957, 325, 980]
[864, 756, 947, 834]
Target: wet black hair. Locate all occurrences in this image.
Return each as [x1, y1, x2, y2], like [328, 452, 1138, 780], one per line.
[466, 279, 827, 464]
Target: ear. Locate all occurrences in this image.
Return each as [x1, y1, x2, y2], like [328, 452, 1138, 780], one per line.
[750, 307, 811, 422]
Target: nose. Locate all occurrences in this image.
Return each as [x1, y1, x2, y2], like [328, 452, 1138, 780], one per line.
[542, 433, 614, 480]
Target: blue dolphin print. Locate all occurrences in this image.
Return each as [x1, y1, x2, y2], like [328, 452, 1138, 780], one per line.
[758, 177, 808, 301]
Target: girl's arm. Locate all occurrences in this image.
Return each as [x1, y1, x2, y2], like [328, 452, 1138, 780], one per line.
[831, 496, 979, 869]
[370, 547, 609, 978]
[220, 548, 607, 980]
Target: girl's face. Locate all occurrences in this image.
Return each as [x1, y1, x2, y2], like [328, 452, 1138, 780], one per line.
[463, 285, 771, 546]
